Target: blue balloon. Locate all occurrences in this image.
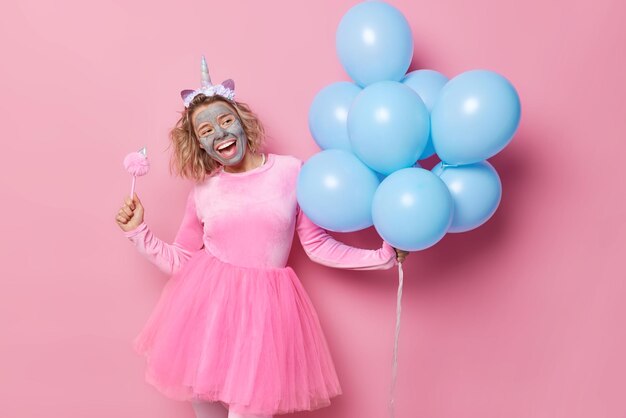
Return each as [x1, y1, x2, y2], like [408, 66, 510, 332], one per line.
[377, 161, 421, 182]
[432, 161, 502, 233]
[375, 171, 387, 183]
[372, 168, 453, 251]
[336, 1, 413, 86]
[309, 82, 362, 151]
[402, 69, 448, 112]
[431, 69, 521, 165]
[417, 141, 436, 161]
[297, 149, 380, 232]
[348, 81, 430, 175]
[402, 69, 449, 160]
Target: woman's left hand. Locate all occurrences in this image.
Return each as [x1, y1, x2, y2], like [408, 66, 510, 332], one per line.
[393, 247, 409, 263]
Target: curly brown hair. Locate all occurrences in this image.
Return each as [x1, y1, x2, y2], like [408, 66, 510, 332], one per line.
[168, 94, 265, 182]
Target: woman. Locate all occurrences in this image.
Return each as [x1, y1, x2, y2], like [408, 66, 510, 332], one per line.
[115, 57, 408, 418]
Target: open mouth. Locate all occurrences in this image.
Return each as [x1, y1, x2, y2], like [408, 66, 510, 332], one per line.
[214, 138, 238, 159]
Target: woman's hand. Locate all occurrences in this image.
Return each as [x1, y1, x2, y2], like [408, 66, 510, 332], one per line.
[393, 247, 409, 263]
[115, 193, 144, 232]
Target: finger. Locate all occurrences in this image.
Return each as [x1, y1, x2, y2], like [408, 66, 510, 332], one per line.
[121, 205, 134, 217]
[117, 211, 130, 222]
[116, 214, 128, 224]
[125, 197, 136, 210]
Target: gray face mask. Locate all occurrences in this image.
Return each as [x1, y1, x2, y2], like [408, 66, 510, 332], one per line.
[194, 102, 247, 166]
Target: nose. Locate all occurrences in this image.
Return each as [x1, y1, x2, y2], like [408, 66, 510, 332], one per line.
[213, 125, 228, 139]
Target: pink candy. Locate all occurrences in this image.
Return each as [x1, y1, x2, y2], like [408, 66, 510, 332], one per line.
[124, 149, 150, 176]
[124, 147, 149, 198]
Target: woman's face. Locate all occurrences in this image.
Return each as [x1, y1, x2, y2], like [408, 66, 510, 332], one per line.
[192, 101, 248, 166]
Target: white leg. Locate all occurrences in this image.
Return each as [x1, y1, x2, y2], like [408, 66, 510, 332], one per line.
[227, 410, 273, 418]
[191, 400, 229, 418]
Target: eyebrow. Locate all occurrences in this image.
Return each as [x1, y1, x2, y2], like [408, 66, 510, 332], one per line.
[197, 121, 212, 130]
[217, 113, 234, 122]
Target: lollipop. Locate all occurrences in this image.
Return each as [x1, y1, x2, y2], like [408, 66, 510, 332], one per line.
[123, 147, 150, 199]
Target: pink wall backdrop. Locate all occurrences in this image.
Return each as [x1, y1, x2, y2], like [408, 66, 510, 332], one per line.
[1, 0, 624, 417]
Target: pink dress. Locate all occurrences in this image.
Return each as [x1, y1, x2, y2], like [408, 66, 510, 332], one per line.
[123, 153, 396, 416]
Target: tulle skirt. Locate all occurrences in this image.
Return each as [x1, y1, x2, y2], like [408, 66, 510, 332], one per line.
[133, 248, 342, 415]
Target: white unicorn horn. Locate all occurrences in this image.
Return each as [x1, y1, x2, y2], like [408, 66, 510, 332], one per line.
[201, 55, 212, 87]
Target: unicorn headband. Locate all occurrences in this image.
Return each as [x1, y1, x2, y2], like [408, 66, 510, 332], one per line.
[180, 56, 236, 108]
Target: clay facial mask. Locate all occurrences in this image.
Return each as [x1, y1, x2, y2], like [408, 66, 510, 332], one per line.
[194, 102, 247, 166]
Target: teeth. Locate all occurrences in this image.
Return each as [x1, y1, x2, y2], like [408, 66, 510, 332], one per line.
[216, 140, 236, 151]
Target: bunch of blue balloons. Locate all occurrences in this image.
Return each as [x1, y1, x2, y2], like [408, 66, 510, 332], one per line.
[297, 1, 521, 251]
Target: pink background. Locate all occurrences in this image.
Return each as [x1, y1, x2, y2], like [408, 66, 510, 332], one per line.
[1, 0, 624, 417]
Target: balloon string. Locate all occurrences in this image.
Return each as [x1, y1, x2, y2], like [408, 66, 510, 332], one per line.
[440, 162, 458, 169]
[389, 261, 404, 418]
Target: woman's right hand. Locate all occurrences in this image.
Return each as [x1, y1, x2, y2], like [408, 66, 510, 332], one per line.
[116, 193, 145, 232]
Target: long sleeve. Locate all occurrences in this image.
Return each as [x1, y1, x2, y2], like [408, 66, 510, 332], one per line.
[295, 204, 397, 271]
[123, 189, 204, 275]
